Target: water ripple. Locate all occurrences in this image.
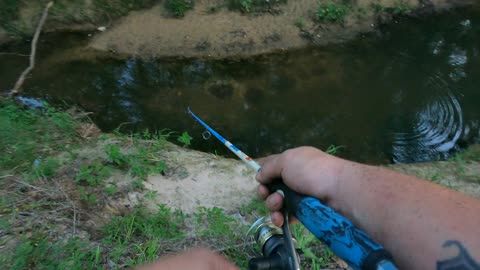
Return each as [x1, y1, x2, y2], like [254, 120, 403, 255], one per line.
[392, 73, 463, 163]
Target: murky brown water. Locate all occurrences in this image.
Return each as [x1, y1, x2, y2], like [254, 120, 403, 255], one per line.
[1, 5, 479, 164]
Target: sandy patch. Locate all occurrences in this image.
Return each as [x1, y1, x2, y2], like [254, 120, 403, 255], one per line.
[87, 0, 473, 58]
[145, 144, 257, 213]
[88, 0, 381, 58]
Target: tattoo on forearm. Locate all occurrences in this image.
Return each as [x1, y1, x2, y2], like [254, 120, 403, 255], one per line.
[437, 240, 479, 270]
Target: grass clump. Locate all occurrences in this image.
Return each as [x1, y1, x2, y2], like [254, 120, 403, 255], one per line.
[2, 235, 102, 270]
[103, 204, 186, 245]
[0, 100, 79, 172]
[371, 0, 411, 16]
[75, 161, 112, 186]
[226, 0, 287, 13]
[292, 224, 336, 269]
[316, 2, 348, 23]
[94, 0, 158, 17]
[165, 0, 194, 17]
[0, 0, 21, 25]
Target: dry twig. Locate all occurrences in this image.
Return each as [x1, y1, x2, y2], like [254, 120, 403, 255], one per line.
[9, 2, 54, 97]
[0, 52, 29, 57]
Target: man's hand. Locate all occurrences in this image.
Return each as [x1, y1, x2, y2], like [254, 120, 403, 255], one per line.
[256, 146, 346, 227]
[138, 248, 239, 270]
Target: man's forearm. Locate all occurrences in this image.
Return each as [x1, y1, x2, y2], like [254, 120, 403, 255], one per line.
[331, 161, 480, 269]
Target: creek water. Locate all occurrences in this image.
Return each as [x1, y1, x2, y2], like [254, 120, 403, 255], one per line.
[1, 5, 479, 164]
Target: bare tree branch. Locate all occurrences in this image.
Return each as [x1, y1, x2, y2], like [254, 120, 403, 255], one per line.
[0, 52, 29, 57]
[9, 2, 54, 97]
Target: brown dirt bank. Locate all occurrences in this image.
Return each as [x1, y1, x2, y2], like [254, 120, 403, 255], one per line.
[88, 0, 473, 58]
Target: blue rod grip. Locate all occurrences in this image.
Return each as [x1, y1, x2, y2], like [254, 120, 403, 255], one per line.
[268, 182, 395, 270]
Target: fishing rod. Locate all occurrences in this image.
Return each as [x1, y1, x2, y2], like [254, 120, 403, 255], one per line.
[187, 107, 398, 270]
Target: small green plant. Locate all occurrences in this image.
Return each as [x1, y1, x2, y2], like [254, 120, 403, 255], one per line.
[292, 224, 334, 268]
[165, 0, 194, 17]
[177, 131, 193, 146]
[454, 154, 466, 175]
[75, 161, 112, 186]
[104, 144, 127, 167]
[32, 158, 61, 179]
[227, 0, 287, 13]
[194, 207, 235, 238]
[79, 186, 98, 205]
[144, 190, 158, 200]
[105, 184, 119, 196]
[0, 100, 79, 171]
[391, 1, 411, 15]
[1, 234, 102, 270]
[316, 2, 348, 23]
[0, 0, 21, 31]
[325, 145, 344, 155]
[294, 17, 305, 29]
[103, 204, 186, 245]
[240, 198, 268, 217]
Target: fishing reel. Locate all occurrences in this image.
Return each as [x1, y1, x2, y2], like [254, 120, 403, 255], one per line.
[247, 216, 302, 270]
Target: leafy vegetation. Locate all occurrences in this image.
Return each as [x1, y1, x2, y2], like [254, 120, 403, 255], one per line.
[0, 100, 78, 172]
[226, 0, 288, 13]
[316, 2, 349, 23]
[165, 0, 194, 17]
[0, 0, 21, 25]
[292, 224, 335, 269]
[103, 205, 186, 245]
[371, 0, 411, 16]
[295, 16, 306, 29]
[2, 234, 102, 270]
[177, 131, 193, 146]
[325, 144, 344, 155]
[75, 161, 112, 186]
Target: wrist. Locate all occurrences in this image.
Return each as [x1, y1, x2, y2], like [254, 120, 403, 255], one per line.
[321, 156, 357, 214]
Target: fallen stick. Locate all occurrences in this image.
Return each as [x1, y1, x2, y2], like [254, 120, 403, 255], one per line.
[9, 2, 54, 97]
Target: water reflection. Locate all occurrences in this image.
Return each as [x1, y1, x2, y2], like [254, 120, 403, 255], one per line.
[1, 5, 480, 164]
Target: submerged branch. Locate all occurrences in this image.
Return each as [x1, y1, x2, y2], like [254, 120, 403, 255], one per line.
[9, 2, 54, 97]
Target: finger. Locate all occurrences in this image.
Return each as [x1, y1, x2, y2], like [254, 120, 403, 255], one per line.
[271, 211, 284, 227]
[255, 154, 283, 184]
[290, 216, 300, 224]
[266, 192, 284, 211]
[271, 212, 300, 229]
[257, 184, 270, 200]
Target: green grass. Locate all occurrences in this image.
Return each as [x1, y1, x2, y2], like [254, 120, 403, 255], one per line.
[165, 0, 194, 17]
[102, 129, 171, 181]
[316, 2, 348, 23]
[75, 161, 112, 186]
[325, 144, 344, 155]
[194, 207, 236, 238]
[94, 0, 158, 17]
[292, 224, 335, 269]
[226, 0, 288, 13]
[177, 131, 193, 146]
[295, 16, 306, 29]
[371, 0, 411, 16]
[0, 100, 79, 172]
[0, 0, 21, 25]
[103, 204, 186, 245]
[1, 233, 102, 270]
